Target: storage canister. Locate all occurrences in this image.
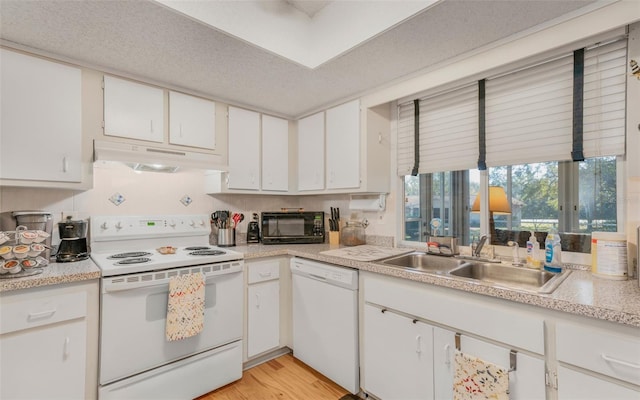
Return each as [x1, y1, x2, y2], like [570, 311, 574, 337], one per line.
[591, 231, 627, 280]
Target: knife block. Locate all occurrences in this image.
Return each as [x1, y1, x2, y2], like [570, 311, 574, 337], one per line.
[329, 231, 340, 246]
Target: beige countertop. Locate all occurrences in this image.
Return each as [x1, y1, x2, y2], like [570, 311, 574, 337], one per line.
[0, 258, 101, 293]
[236, 243, 640, 328]
[2, 243, 639, 328]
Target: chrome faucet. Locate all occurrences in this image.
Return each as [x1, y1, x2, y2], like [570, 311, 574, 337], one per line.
[474, 235, 487, 258]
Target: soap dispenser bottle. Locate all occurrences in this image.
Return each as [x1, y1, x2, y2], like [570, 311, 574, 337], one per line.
[526, 231, 539, 268]
[544, 228, 563, 273]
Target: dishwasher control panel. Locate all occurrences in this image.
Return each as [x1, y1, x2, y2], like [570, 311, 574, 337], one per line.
[291, 258, 358, 290]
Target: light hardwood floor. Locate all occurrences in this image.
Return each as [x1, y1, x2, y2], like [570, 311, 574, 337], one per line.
[196, 354, 349, 400]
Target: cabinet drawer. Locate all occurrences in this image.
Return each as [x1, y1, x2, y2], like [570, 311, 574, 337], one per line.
[1, 291, 87, 335]
[248, 261, 280, 284]
[556, 321, 640, 385]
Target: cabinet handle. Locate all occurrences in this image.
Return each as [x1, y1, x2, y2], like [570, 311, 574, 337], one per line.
[255, 293, 260, 309]
[444, 344, 451, 367]
[62, 156, 68, 173]
[601, 354, 640, 369]
[150, 119, 153, 133]
[416, 335, 422, 354]
[180, 123, 183, 137]
[63, 336, 70, 359]
[381, 308, 387, 313]
[258, 272, 272, 278]
[28, 309, 57, 320]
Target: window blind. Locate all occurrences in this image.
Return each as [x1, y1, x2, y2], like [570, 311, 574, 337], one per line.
[582, 39, 627, 157]
[484, 54, 574, 167]
[397, 84, 478, 175]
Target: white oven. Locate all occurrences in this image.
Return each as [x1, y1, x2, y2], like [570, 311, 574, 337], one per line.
[90, 215, 245, 400]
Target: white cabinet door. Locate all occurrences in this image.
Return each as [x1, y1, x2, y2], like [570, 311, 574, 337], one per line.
[297, 112, 324, 191]
[261, 115, 288, 191]
[0, 318, 87, 399]
[169, 91, 215, 149]
[326, 100, 360, 189]
[247, 280, 280, 358]
[363, 304, 434, 400]
[104, 75, 164, 143]
[557, 366, 640, 400]
[228, 106, 260, 190]
[457, 335, 546, 400]
[433, 326, 457, 400]
[0, 49, 82, 182]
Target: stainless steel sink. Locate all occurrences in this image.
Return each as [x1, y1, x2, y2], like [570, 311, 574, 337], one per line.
[448, 262, 571, 293]
[381, 252, 468, 274]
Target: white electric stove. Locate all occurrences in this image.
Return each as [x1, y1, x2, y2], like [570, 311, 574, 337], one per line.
[91, 214, 243, 276]
[90, 215, 244, 400]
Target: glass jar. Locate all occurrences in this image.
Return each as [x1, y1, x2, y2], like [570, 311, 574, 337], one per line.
[341, 220, 368, 246]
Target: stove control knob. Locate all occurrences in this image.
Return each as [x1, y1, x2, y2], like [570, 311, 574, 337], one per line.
[189, 220, 196, 227]
[100, 222, 109, 230]
[115, 222, 123, 230]
[198, 220, 205, 227]
[169, 220, 177, 228]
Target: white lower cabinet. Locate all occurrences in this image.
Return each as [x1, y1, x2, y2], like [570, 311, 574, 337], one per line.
[361, 271, 547, 400]
[0, 281, 99, 400]
[246, 259, 281, 359]
[557, 366, 639, 399]
[363, 304, 434, 400]
[555, 320, 640, 399]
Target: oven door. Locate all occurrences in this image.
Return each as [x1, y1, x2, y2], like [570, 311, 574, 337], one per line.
[99, 263, 243, 385]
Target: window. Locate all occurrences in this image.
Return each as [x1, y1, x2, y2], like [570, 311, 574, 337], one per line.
[404, 170, 475, 246]
[404, 157, 618, 253]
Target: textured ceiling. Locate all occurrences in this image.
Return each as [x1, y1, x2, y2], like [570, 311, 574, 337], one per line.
[0, 0, 598, 119]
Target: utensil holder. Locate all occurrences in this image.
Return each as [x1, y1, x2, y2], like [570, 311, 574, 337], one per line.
[218, 228, 236, 247]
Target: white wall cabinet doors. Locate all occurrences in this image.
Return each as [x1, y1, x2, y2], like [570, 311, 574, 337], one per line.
[0, 49, 82, 183]
[297, 112, 325, 191]
[363, 304, 434, 400]
[228, 106, 260, 190]
[325, 100, 360, 190]
[261, 115, 289, 191]
[104, 75, 164, 143]
[246, 260, 281, 359]
[169, 91, 215, 149]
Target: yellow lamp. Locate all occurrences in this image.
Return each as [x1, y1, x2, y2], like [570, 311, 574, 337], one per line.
[471, 186, 511, 242]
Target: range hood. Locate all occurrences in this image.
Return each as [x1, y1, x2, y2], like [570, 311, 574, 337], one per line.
[93, 140, 227, 172]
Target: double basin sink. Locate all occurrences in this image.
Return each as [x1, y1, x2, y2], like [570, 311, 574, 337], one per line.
[380, 252, 570, 294]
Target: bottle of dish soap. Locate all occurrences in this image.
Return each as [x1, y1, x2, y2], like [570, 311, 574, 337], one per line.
[526, 231, 540, 268]
[544, 228, 563, 273]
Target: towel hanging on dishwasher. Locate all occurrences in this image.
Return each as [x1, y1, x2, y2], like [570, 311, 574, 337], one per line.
[453, 350, 510, 400]
[166, 272, 205, 341]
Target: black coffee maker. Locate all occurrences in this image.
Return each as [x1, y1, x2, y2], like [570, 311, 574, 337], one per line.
[57, 216, 90, 262]
[247, 213, 260, 243]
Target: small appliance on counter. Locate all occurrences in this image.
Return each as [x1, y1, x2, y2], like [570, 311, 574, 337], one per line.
[247, 213, 260, 243]
[261, 211, 324, 244]
[56, 216, 90, 262]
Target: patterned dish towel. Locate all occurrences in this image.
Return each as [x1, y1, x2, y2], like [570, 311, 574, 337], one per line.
[453, 350, 510, 400]
[165, 272, 205, 341]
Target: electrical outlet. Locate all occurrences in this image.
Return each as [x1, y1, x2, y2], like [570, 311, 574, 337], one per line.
[109, 193, 125, 206]
[180, 195, 192, 207]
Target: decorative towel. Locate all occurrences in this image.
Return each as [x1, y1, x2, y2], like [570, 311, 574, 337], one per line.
[453, 350, 510, 400]
[165, 272, 205, 341]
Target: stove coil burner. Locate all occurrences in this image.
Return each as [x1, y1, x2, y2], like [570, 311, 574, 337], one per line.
[184, 246, 211, 251]
[115, 257, 152, 265]
[189, 250, 226, 256]
[108, 251, 153, 259]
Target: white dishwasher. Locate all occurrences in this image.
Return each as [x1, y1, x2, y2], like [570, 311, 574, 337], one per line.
[290, 257, 359, 394]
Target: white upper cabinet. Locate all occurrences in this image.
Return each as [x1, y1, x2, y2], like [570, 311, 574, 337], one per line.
[0, 49, 82, 183]
[228, 106, 260, 190]
[261, 115, 289, 191]
[297, 112, 325, 191]
[326, 99, 360, 189]
[103, 75, 164, 143]
[169, 91, 215, 149]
